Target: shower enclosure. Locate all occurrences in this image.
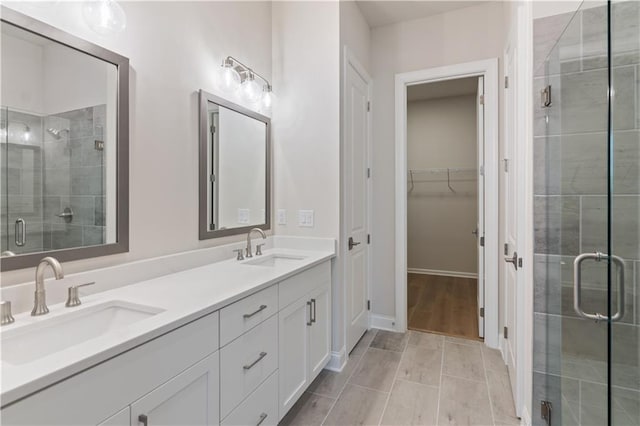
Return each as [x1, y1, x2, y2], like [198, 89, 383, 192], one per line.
[533, 0, 639, 425]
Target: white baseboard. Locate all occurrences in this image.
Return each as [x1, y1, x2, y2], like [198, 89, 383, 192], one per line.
[407, 268, 478, 279]
[519, 405, 531, 426]
[370, 314, 398, 331]
[324, 348, 347, 372]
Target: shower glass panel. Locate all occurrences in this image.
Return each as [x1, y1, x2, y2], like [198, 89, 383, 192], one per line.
[610, 0, 640, 424]
[534, 1, 640, 425]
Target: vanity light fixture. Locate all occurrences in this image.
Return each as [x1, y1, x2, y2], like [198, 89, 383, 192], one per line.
[217, 56, 273, 108]
[82, 0, 126, 36]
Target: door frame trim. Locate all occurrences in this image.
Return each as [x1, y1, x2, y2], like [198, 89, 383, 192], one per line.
[394, 58, 500, 349]
[341, 46, 373, 358]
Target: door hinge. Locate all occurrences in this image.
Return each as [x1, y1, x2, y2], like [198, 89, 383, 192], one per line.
[479, 165, 484, 176]
[541, 401, 552, 426]
[367, 300, 371, 311]
[479, 94, 485, 105]
[367, 234, 371, 244]
[504, 243, 509, 256]
[210, 174, 216, 182]
[518, 257, 523, 268]
[367, 101, 371, 112]
[367, 168, 371, 178]
[504, 76, 509, 89]
[210, 125, 216, 134]
[503, 326, 508, 339]
[480, 236, 485, 247]
[504, 158, 509, 172]
[480, 307, 484, 318]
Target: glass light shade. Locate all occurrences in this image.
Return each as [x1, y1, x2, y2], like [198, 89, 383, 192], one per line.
[82, 0, 127, 36]
[218, 65, 241, 92]
[22, 130, 31, 142]
[262, 88, 274, 109]
[241, 78, 262, 103]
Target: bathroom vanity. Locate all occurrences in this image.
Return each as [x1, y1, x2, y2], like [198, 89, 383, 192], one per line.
[1, 246, 334, 425]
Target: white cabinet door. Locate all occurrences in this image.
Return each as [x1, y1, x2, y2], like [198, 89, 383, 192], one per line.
[308, 282, 331, 381]
[278, 296, 310, 420]
[130, 352, 219, 426]
[98, 407, 130, 426]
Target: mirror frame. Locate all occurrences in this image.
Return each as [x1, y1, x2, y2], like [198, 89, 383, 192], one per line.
[0, 7, 129, 271]
[198, 90, 271, 240]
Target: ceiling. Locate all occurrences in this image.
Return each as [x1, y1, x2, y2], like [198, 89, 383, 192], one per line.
[355, 1, 486, 28]
[407, 77, 478, 101]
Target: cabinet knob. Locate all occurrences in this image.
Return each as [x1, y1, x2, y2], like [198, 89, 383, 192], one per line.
[138, 414, 148, 426]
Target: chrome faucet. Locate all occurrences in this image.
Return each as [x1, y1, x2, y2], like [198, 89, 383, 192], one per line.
[31, 256, 64, 316]
[246, 228, 266, 258]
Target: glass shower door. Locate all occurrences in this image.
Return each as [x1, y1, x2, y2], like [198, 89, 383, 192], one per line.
[534, 1, 639, 425]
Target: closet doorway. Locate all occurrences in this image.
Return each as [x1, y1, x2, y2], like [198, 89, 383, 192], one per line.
[406, 77, 482, 340]
[395, 59, 500, 348]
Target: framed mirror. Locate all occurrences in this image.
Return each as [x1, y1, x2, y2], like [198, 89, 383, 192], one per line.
[0, 7, 129, 271]
[199, 90, 270, 239]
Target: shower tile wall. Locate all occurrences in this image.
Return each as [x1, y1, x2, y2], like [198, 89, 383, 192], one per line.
[43, 105, 106, 250]
[533, 2, 640, 425]
[1, 109, 44, 254]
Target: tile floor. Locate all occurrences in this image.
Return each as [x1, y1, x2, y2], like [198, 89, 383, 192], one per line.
[280, 329, 520, 426]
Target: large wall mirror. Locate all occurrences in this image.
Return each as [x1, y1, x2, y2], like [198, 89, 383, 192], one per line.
[0, 7, 129, 271]
[199, 90, 270, 239]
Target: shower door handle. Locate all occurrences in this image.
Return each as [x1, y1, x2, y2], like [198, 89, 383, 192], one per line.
[14, 218, 26, 247]
[505, 251, 518, 270]
[573, 252, 626, 322]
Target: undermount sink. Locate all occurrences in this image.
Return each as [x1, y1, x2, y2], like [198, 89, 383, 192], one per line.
[243, 253, 307, 267]
[1, 300, 164, 365]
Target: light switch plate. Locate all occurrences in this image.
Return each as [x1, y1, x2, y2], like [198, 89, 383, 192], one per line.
[298, 210, 314, 227]
[237, 208, 250, 224]
[277, 209, 287, 225]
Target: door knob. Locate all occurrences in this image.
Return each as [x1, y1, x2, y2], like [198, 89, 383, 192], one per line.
[348, 237, 361, 251]
[505, 252, 518, 270]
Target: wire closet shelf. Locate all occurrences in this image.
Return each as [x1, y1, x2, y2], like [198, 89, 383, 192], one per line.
[408, 167, 477, 193]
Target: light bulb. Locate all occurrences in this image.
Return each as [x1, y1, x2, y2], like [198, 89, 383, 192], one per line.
[23, 130, 31, 142]
[83, 0, 126, 36]
[262, 86, 276, 109]
[241, 76, 262, 104]
[218, 65, 241, 93]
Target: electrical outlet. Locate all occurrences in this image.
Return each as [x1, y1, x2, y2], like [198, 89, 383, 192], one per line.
[237, 208, 250, 224]
[298, 210, 314, 227]
[277, 209, 287, 225]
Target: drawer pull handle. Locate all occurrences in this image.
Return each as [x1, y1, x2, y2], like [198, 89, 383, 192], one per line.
[256, 412, 268, 426]
[138, 414, 148, 426]
[311, 298, 317, 323]
[244, 351, 267, 370]
[307, 301, 312, 326]
[243, 304, 267, 319]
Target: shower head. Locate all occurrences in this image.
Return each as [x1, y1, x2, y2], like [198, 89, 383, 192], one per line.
[46, 128, 70, 140]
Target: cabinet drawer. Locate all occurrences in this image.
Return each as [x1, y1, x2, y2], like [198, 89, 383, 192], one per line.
[220, 314, 278, 418]
[220, 284, 278, 346]
[221, 371, 278, 426]
[279, 262, 331, 309]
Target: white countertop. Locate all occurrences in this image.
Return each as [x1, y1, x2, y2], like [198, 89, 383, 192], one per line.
[1, 246, 335, 406]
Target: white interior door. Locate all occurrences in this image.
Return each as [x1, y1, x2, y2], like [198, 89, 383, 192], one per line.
[476, 76, 485, 338]
[504, 45, 518, 401]
[344, 53, 371, 354]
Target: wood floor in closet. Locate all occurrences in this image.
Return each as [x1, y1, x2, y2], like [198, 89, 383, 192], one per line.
[407, 273, 481, 341]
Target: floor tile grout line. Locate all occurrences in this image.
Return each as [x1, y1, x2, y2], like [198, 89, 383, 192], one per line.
[320, 329, 377, 426]
[481, 344, 497, 426]
[376, 332, 409, 425]
[435, 335, 445, 426]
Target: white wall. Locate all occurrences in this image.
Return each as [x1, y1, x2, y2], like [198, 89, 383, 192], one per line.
[2, 1, 273, 286]
[370, 1, 505, 318]
[407, 95, 478, 274]
[271, 1, 340, 239]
